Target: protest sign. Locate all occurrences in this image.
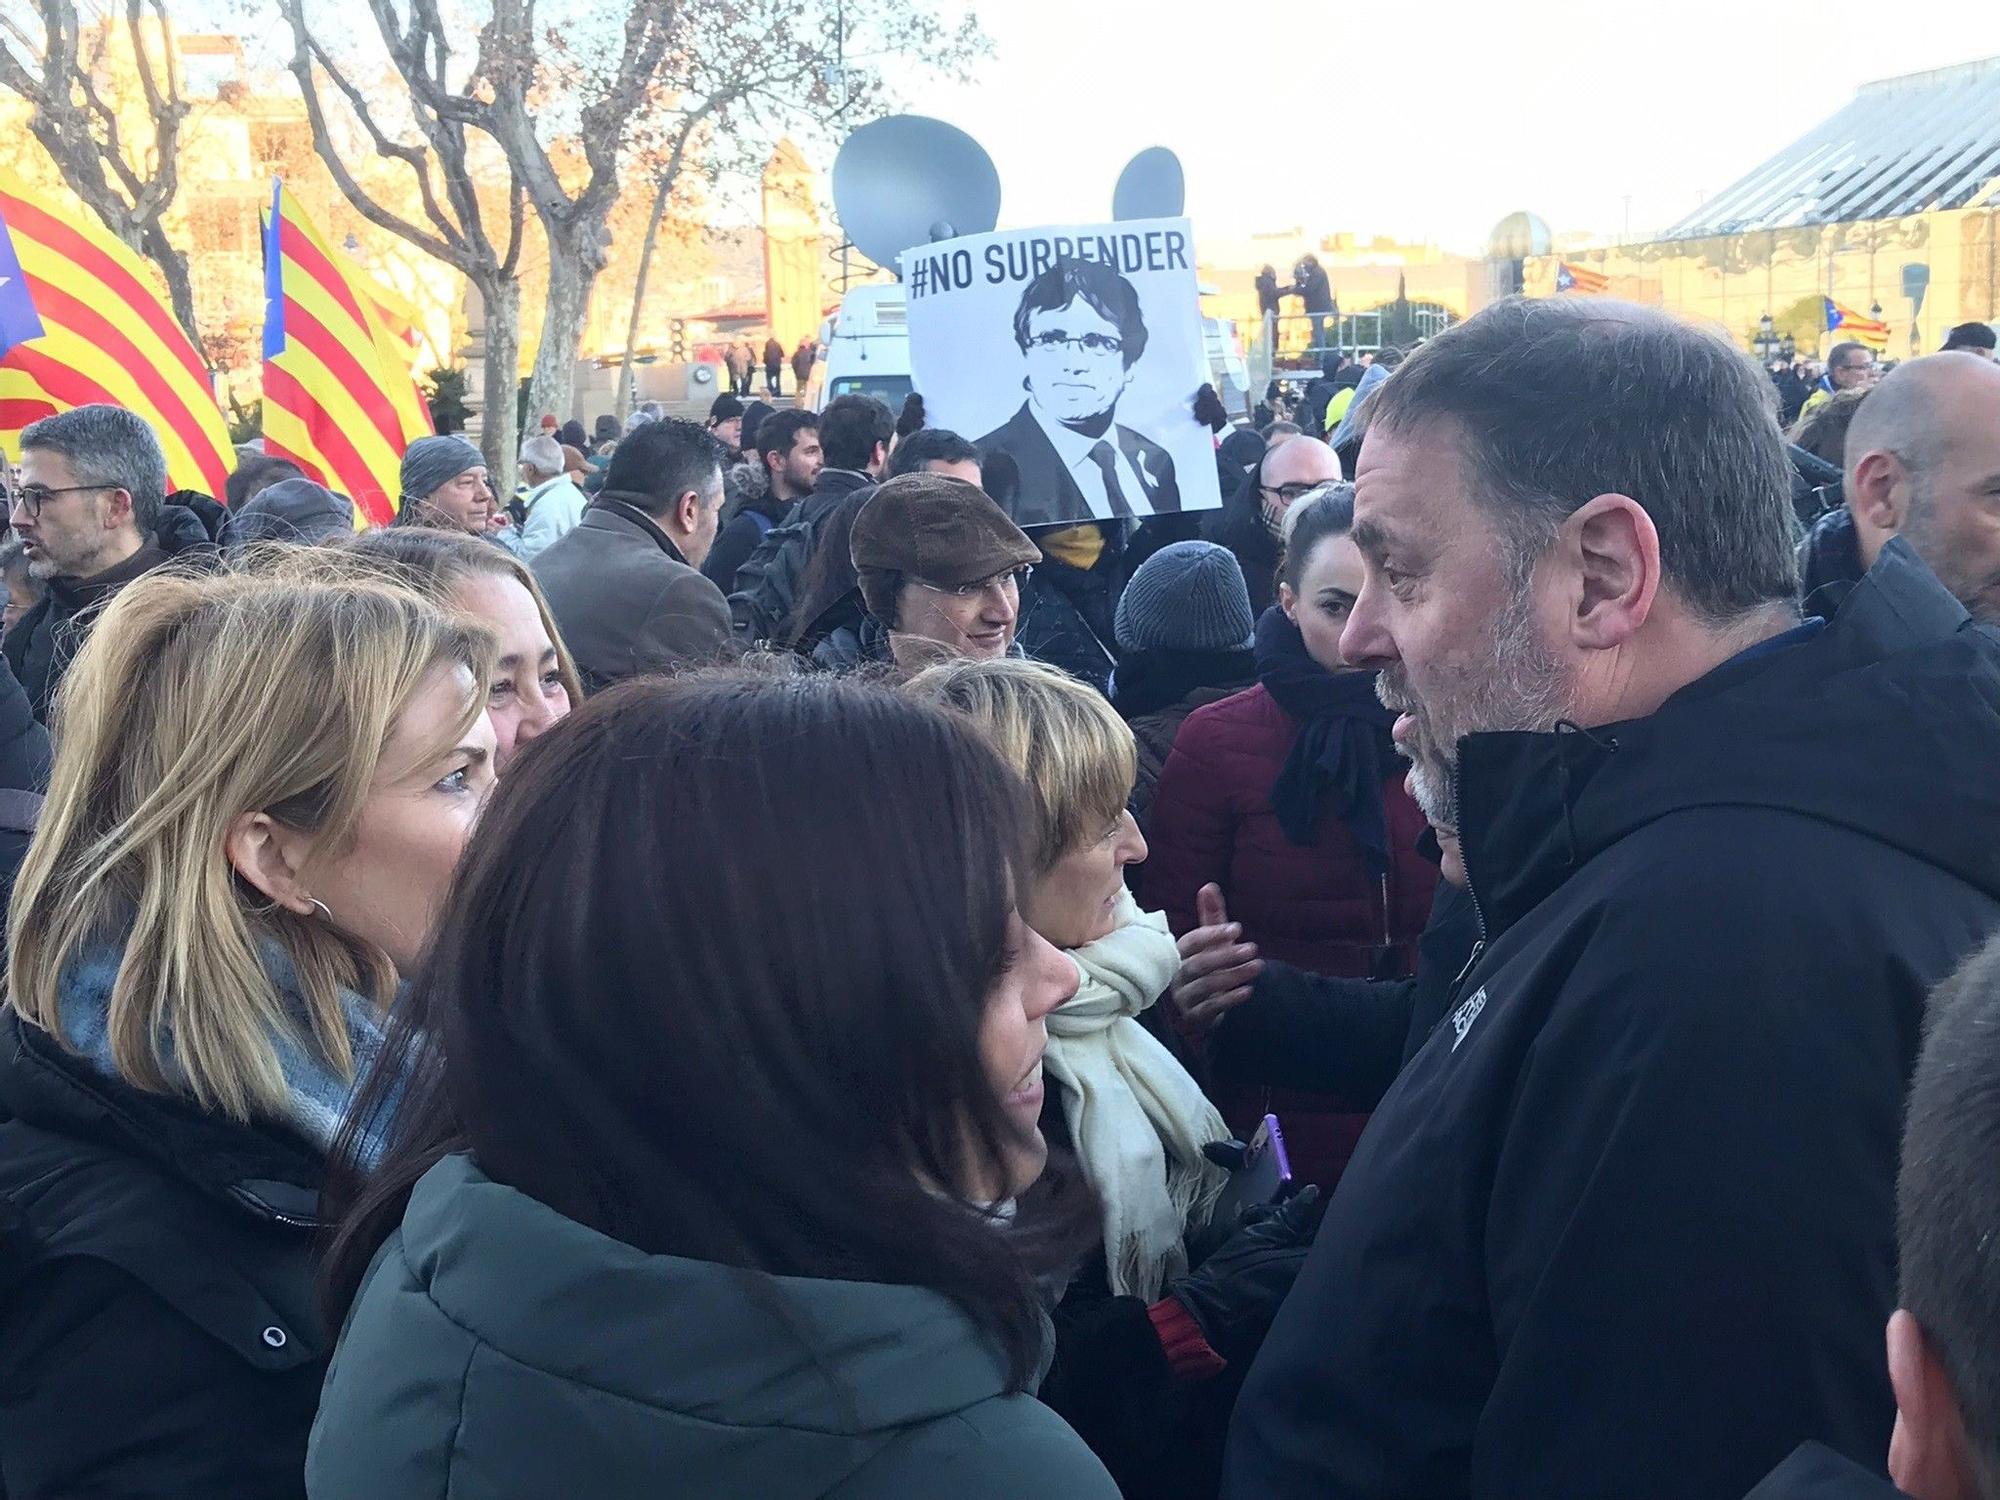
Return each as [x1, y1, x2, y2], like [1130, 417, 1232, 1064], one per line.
[900, 217, 1221, 528]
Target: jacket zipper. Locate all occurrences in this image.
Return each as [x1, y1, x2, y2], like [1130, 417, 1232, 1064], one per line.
[1448, 758, 1489, 997]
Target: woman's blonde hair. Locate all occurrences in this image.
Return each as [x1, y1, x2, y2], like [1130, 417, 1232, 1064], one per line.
[7, 565, 494, 1122]
[904, 657, 1135, 873]
[325, 529, 584, 706]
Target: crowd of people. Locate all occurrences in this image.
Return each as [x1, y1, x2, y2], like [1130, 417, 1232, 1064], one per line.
[0, 292, 1996, 1500]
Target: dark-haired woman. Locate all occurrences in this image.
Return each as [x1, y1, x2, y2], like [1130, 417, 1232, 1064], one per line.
[1145, 484, 1435, 1188]
[307, 672, 1120, 1499]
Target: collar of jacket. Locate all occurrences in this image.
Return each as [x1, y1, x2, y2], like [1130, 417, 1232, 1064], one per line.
[1454, 538, 2000, 941]
[0, 1008, 329, 1228]
[47, 540, 168, 611]
[591, 493, 692, 565]
[1799, 504, 1864, 616]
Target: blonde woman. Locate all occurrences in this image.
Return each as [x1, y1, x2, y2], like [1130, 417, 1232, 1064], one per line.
[905, 657, 1323, 1500]
[335, 529, 581, 768]
[0, 568, 494, 1499]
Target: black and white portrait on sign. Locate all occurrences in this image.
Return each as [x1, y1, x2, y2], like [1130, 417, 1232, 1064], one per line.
[901, 217, 1222, 529]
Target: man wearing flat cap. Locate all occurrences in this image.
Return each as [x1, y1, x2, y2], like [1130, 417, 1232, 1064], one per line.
[842, 473, 1042, 673]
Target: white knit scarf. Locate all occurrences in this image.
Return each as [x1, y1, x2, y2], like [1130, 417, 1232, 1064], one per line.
[1044, 893, 1231, 1301]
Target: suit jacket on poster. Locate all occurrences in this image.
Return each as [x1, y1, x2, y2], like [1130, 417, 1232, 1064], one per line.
[977, 403, 1181, 528]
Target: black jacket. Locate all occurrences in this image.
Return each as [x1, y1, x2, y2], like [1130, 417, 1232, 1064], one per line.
[701, 493, 794, 595]
[727, 468, 876, 644]
[1226, 544, 2000, 1500]
[1200, 474, 1282, 616]
[1207, 879, 1480, 1110]
[0, 655, 49, 939]
[1800, 504, 1866, 616]
[1743, 1444, 1906, 1499]
[3, 503, 220, 724]
[0, 1011, 330, 1499]
[1015, 539, 1123, 694]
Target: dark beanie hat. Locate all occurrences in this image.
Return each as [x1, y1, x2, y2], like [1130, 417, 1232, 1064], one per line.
[1116, 540, 1255, 653]
[400, 435, 485, 503]
[229, 477, 355, 548]
[850, 474, 1040, 623]
[709, 393, 746, 423]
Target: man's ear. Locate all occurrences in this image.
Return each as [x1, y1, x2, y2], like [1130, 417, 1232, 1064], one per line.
[223, 811, 318, 915]
[96, 486, 136, 533]
[1849, 448, 1909, 535]
[1888, 1309, 1979, 1500]
[1561, 493, 1659, 652]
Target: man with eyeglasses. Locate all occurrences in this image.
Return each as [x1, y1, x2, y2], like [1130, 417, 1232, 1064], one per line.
[978, 258, 1182, 527]
[5, 405, 216, 724]
[1801, 341, 1879, 418]
[845, 472, 1042, 673]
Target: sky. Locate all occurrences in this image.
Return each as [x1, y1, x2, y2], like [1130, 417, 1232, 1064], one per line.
[892, 0, 2000, 252]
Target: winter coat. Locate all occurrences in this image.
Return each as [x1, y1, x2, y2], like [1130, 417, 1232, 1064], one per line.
[702, 493, 795, 596]
[1146, 682, 1434, 974]
[512, 473, 589, 561]
[532, 496, 735, 692]
[1015, 547, 1122, 694]
[1226, 543, 2000, 1500]
[1206, 879, 1481, 1113]
[810, 611, 895, 673]
[306, 1152, 1118, 1500]
[0, 654, 48, 929]
[1743, 1443, 1905, 1499]
[1144, 681, 1434, 1186]
[4, 502, 219, 724]
[763, 338, 785, 372]
[1199, 485, 1282, 617]
[1111, 647, 1258, 830]
[728, 468, 877, 644]
[1800, 504, 1866, 615]
[0, 1008, 332, 1499]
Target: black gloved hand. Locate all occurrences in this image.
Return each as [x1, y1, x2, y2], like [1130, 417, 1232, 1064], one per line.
[1192, 383, 1229, 433]
[1164, 1185, 1323, 1366]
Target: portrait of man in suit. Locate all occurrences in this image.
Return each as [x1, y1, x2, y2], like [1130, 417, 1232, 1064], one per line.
[976, 258, 1182, 527]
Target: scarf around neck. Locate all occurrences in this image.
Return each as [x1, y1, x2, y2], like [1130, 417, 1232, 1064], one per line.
[1042, 893, 1230, 1301]
[56, 933, 396, 1171]
[1110, 646, 1258, 721]
[1255, 606, 1397, 865]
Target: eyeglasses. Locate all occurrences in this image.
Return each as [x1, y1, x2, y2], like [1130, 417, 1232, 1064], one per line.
[913, 566, 1032, 600]
[11, 483, 111, 519]
[1259, 481, 1322, 504]
[1026, 332, 1124, 357]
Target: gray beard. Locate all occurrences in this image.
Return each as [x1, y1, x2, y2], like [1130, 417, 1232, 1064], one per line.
[1382, 583, 1578, 832]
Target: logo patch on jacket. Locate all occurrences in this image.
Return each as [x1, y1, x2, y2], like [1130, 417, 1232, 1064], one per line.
[1450, 988, 1488, 1051]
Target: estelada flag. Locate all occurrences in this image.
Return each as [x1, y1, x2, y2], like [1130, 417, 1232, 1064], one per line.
[263, 182, 433, 527]
[1823, 297, 1891, 352]
[0, 177, 232, 497]
[1556, 262, 1610, 295]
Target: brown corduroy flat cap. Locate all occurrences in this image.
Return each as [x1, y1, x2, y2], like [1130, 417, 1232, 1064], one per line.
[850, 474, 1042, 621]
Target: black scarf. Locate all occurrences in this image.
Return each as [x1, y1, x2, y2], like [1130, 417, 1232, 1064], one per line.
[1254, 606, 1395, 866]
[1111, 647, 1257, 720]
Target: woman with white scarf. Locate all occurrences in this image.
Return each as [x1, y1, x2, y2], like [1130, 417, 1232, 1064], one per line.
[907, 657, 1323, 1500]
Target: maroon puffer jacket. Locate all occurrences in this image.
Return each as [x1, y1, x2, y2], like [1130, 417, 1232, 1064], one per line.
[1141, 682, 1436, 1185]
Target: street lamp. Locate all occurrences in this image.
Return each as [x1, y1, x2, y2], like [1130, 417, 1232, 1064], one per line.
[1780, 332, 1796, 361]
[1752, 312, 1782, 362]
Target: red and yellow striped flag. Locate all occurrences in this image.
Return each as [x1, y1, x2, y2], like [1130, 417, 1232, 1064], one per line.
[0, 177, 233, 496]
[1823, 297, 1892, 353]
[262, 183, 433, 527]
[1556, 262, 1611, 295]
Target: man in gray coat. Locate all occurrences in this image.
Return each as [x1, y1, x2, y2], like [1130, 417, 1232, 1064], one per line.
[532, 418, 734, 691]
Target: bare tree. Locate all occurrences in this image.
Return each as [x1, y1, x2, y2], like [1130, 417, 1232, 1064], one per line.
[0, 0, 205, 358]
[489, 0, 986, 427]
[276, 0, 529, 476]
[606, 0, 987, 421]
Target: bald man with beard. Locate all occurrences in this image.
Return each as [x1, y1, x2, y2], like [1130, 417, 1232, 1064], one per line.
[1800, 352, 2000, 619]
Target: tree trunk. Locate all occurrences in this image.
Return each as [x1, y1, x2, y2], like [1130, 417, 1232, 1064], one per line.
[477, 276, 522, 483]
[139, 222, 208, 369]
[614, 175, 676, 422]
[527, 228, 596, 434]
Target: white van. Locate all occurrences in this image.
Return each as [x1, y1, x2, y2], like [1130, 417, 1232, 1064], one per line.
[803, 283, 912, 413]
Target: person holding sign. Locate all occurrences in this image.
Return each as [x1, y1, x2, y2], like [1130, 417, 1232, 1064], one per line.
[978, 259, 1183, 526]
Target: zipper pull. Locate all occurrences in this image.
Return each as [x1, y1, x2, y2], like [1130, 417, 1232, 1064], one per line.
[1449, 939, 1487, 996]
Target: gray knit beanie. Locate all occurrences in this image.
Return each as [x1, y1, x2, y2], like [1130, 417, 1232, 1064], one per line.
[1115, 540, 1256, 653]
[399, 435, 485, 503]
